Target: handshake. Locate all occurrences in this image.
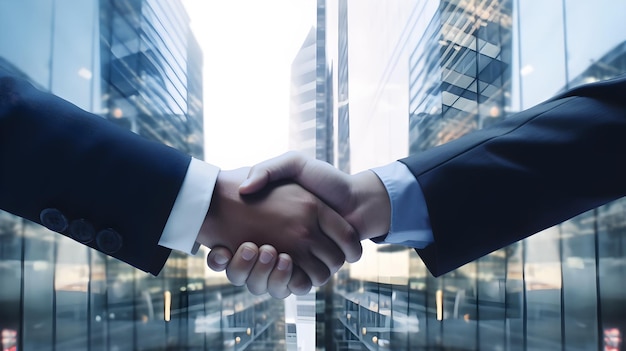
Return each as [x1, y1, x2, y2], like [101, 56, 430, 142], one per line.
[6, 71, 622, 299]
[196, 151, 392, 299]
[0, 71, 400, 296]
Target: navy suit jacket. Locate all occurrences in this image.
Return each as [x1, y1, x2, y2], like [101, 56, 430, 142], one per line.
[0, 73, 191, 275]
[400, 75, 626, 276]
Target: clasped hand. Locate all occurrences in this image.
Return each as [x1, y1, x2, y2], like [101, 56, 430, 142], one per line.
[200, 152, 392, 299]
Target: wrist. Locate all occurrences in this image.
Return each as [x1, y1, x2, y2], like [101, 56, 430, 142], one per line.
[348, 170, 391, 240]
[197, 167, 249, 248]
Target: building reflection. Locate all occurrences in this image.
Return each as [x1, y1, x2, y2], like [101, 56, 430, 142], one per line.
[319, 0, 626, 350]
[1, 0, 626, 350]
[0, 1, 287, 350]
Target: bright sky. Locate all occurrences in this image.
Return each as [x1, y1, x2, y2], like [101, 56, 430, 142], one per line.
[181, 7, 323, 339]
[181, 0, 316, 169]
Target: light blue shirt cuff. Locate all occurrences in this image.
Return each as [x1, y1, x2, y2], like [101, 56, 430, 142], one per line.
[370, 162, 433, 249]
[158, 158, 220, 255]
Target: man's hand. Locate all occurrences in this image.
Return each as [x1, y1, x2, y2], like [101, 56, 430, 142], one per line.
[207, 243, 298, 298]
[206, 153, 392, 298]
[197, 167, 362, 290]
[239, 152, 392, 240]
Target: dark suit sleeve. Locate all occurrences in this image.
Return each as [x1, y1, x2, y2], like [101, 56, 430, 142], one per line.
[399, 75, 626, 277]
[0, 74, 192, 275]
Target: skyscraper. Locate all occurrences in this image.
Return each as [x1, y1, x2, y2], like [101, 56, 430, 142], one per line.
[0, 1, 287, 350]
[290, 27, 318, 158]
[336, 0, 351, 174]
[290, 0, 334, 165]
[323, 0, 626, 350]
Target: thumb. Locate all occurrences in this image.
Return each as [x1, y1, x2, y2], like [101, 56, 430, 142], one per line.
[238, 168, 271, 194]
[206, 246, 233, 272]
[239, 151, 306, 194]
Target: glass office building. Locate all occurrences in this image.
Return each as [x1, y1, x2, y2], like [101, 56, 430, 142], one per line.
[2, 0, 626, 350]
[0, 1, 286, 350]
[321, 0, 626, 350]
[290, 27, 318, 158]
[336, 0, 351, 174]
[290, 0, 335, 165]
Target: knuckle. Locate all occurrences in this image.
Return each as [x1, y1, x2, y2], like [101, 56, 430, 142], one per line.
[338, 224, 362, 262]
[301, 195, 318, 212]
[342, 222, 359, 244]
[291, 223, 315, 241]
[339, 222, 357, 241]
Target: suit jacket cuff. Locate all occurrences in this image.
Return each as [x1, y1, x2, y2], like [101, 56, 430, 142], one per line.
[158, 158, 220, 254]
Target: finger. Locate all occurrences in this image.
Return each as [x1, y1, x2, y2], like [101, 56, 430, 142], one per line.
[225, 242, 259, 286]
[288, 265, 313, 296]
[317, 201, 362, 263]
[267, 253, 293, 299]
[293, 249, 332, 287]
[240, 152, 353, 216]
[206, 246, 233, 272]
[285, 203, 348, 286]
[239, 151, 306, 194]
[306, 229, 345, 279]
[246, 245, 278, 295]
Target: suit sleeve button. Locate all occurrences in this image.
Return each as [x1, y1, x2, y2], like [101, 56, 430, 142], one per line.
[96, 228, 123, 254]
[40, 208, 68, 232]
[69, 219, 95, 244]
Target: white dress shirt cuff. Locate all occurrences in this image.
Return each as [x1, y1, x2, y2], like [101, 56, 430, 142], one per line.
[371, 161, 434, 249]
[158, 158, 220, 255]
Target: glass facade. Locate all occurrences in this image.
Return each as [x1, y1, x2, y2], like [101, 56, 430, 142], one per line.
[2, 0, 626, 350]
[290, 0, 335, 165]
[0, 1, 286, 350]
[336, 0, 351, 174]
[290, 27, 318, 158]
[315, 0, 334, 164]
[322, 0, 626, 350]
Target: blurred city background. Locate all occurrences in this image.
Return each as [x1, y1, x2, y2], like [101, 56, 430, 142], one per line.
[1, 0, 625, 350]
